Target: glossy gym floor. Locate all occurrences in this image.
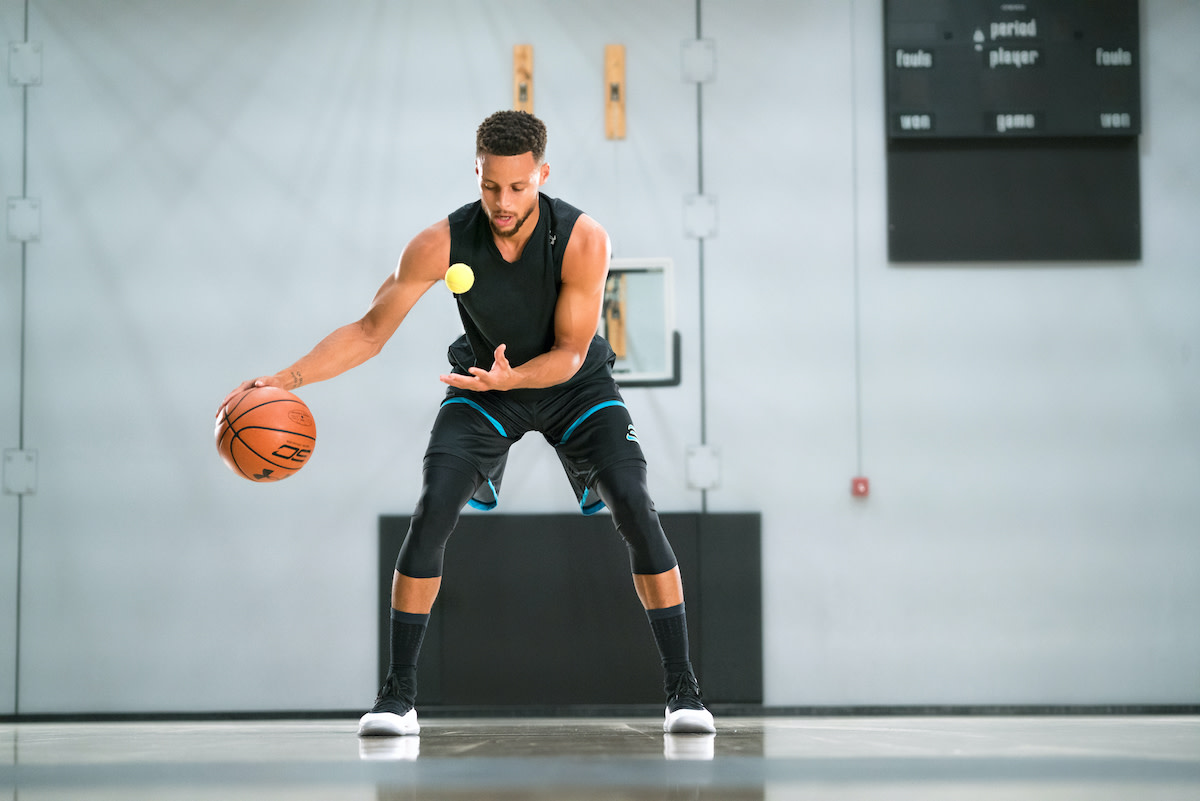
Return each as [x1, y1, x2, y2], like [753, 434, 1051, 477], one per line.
[3, 713, 1198, 799]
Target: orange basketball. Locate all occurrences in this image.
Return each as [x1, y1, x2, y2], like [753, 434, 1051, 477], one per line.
[215, 386, 317, 482]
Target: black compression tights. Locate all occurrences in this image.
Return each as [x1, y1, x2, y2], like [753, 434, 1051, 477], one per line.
[394, 459, 678, 579]
[395, 459, 479, 579]
[594, 462, 678, 576]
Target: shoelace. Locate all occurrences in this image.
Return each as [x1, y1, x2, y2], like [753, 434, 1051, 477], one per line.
[375, 673, 417, 706]
[666, 671, 705, 710]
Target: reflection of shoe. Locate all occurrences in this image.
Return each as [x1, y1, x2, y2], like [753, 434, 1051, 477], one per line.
[359, 735, 421, 761]
[359, 706, 419, 736]
[664, 732, 716, 761]
[663, 670, 716, 734]
[358, 672, 420, 736]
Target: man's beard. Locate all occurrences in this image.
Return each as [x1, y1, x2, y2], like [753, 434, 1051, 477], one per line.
[489, 205, 534, 238]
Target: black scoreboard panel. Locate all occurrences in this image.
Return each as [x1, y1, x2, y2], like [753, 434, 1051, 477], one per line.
[886, 0, 1140, 138]
[888, 137, 1141, 261]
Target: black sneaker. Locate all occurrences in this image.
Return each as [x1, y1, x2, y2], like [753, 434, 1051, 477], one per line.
[663, 670, 716, 734]
[357, 672, 420, 736]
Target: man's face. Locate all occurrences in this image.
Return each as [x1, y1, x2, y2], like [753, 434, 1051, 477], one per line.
[476, 152, 550, 239]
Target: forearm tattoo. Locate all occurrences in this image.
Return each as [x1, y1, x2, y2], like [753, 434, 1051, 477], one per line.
[289, 370, 303, 389]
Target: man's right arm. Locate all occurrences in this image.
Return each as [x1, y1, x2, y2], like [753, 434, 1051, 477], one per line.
[219, 220, 450, 408]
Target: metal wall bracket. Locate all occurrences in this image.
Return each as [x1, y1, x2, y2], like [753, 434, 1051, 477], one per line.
[8, 41, 42, 86]
[681, 39, 716, 83]
[683, 194, 717, 239]
[7, 197, 41, 242]
[686, 445, 721, 491]
[3, 449, 37, 495]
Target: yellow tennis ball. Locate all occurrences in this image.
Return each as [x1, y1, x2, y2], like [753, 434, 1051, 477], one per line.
[445, 263, 475, 294]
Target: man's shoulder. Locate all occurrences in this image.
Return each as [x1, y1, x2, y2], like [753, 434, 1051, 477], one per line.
[449, 199, 482, 226]
[406, 217, 452, 260]
[544, 195, 600, 249]
[545, 194, 584, 221]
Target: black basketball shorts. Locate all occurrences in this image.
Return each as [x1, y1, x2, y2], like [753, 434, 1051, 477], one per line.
[422, 376, 646, 514]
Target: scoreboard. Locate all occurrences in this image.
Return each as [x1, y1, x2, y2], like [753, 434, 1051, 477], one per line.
[886, 0, 1141, 138]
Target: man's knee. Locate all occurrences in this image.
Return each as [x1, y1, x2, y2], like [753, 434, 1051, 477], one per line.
[395, 458, 479, 578]
[595, 463, 678, 575]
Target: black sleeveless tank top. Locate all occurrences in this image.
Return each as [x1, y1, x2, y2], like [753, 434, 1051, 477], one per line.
[446, 193, 614, 391]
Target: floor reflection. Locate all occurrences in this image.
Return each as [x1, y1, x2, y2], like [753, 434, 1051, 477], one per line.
[1, 715, 1196, 801]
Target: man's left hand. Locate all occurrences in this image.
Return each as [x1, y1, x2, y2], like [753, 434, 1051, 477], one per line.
[439, 344, 516, 392]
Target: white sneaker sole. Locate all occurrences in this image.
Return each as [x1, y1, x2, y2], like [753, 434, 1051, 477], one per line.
[358, 708, 420, 736]
[664, 707, 716, 734]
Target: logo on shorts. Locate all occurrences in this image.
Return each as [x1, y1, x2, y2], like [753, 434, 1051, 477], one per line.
[626, 424, 639, 443]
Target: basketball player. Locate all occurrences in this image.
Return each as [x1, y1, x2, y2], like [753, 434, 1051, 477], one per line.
[222, 111, 715, 736]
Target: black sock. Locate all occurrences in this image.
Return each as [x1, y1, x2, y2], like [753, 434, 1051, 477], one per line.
[389, 609, 429, 679]
[646, 603, 692, 677]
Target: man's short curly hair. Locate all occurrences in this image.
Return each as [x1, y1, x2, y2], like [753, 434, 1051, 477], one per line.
[476, 110, 547, 163]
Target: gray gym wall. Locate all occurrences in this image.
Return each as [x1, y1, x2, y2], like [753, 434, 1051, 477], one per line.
[0, 0, 1196, 714]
